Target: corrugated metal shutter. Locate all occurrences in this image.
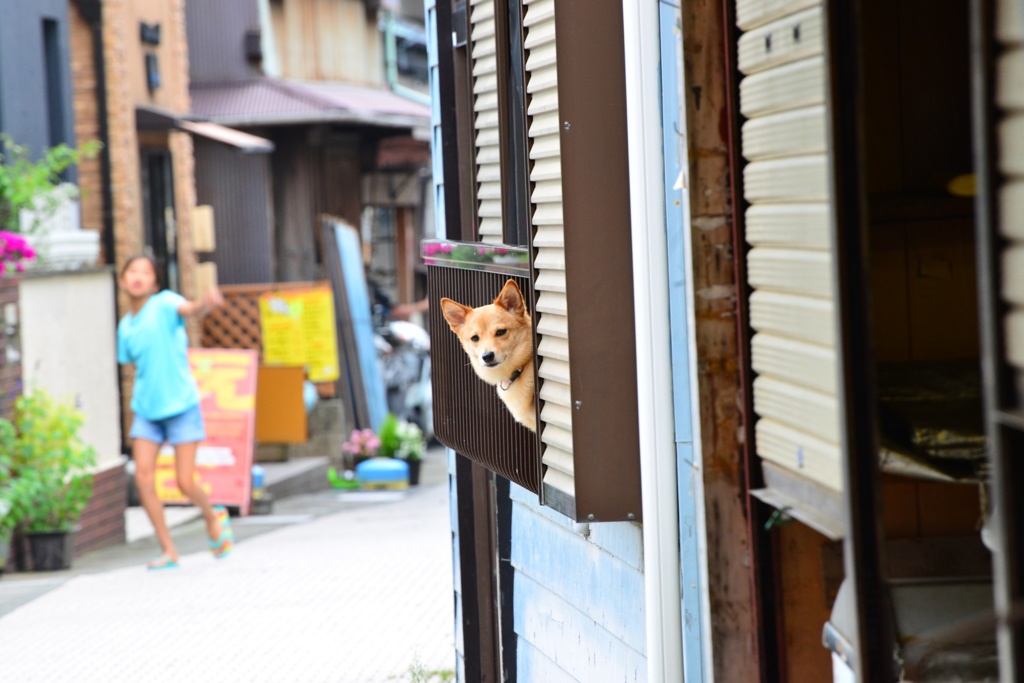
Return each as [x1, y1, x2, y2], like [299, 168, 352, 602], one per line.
[997, 0, 1024, 369]
[470, 0, 503, 239]
[736, 0, 842, 490]
[523, 0, 575, 501]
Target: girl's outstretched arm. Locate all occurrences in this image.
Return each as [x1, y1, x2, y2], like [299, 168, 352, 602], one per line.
[177, 289, 225, 318]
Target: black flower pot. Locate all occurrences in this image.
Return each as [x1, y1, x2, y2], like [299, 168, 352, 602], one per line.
[25, 531, 73, 571]
[407, 459, 421, 486]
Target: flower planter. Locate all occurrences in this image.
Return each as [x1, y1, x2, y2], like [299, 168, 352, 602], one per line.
[407, 459, 422, 486]
[24, 530, 74, 571]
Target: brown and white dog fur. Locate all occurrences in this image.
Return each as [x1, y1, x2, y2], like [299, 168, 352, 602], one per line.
[440, 279, 536, 432]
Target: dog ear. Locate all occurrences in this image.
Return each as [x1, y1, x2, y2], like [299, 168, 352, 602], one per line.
[494, 279, 525, 316]
[440, 298, 472, 332]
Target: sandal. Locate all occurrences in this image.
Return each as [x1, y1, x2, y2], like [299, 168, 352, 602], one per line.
[208, 505, 234, 559]
[147, 555, 179, 571]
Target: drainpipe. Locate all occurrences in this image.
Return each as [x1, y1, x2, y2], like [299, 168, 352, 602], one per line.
[74, 0, 127, 456]
[622, 1, 685, 681]
[383, 11, 431, 107]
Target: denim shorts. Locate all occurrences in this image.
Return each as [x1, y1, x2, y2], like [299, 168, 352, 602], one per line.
[130, 404, 206, 445]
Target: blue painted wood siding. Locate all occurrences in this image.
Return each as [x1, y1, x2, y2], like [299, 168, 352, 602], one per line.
[511, 484, 647, 682]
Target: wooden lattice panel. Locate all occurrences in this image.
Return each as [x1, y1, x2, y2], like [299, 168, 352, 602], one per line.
[201, 281, 325, 354]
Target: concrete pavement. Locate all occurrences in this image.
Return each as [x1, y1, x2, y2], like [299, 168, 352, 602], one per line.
[0, 452, 456, 683]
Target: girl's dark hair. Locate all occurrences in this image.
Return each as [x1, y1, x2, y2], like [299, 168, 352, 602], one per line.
[118, 252, 156, 276]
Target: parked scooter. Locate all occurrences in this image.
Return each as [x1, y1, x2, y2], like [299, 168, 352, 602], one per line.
[373, 303, 433, 442]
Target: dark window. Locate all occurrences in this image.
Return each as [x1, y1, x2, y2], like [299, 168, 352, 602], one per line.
[140, 149, 178, 292]
[42, 19, 65, 148]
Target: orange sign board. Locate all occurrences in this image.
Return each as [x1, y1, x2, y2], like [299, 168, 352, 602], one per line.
[155, 349, 258, 514]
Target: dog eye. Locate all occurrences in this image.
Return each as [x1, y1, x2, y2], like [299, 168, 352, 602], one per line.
[495, 329, 507, 337]
[471, 335, 480, 342]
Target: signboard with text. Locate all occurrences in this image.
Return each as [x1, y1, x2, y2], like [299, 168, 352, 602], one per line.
[258, 286, 340, 382]
[155, 349, 258, 514]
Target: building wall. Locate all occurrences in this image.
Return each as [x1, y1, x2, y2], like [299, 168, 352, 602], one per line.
[193, 138, 275, 284]
[186, 0, 263, 84]
[0, 0, 76, 158]
[268, 0, 385, 86]
[69, 2, 104, 236]
[510, 486, 647, 682]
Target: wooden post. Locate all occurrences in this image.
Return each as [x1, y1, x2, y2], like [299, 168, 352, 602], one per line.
[681, 1, 762, 680]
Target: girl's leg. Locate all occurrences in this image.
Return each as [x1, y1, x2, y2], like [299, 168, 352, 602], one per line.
[133, 438, 178, 561]
[173, 441, 222, 541]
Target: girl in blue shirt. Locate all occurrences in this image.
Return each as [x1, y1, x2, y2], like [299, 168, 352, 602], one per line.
[117, 255, 232, 570]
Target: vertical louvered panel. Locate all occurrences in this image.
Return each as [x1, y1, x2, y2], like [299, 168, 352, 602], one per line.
[470, 0, 504, 239]
[524, 0, 574, 502]
[997, 0, 1024, 370]
[737, 0, 842, 491]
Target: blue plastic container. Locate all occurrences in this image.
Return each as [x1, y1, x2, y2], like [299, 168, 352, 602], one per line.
[355, 457, 409, 490]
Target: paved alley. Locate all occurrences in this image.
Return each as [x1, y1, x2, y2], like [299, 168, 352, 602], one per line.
[0, 481, 455, 683]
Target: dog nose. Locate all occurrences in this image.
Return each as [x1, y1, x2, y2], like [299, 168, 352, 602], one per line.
[482, 351, 495, 364]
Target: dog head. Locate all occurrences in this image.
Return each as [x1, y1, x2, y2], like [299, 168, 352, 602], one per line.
[440, 279, 532, 382]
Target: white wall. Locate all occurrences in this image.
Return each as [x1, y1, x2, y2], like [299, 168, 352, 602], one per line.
[20, 268, 122, 471]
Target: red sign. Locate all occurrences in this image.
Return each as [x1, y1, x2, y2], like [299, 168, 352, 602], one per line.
[155, 349, 258, 514]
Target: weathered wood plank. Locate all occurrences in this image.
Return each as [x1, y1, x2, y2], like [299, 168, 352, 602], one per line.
[682, 0, 761, 680]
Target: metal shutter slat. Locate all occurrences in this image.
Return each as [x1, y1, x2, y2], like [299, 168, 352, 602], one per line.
[1000, 180, 1024, 241]
[538, 336, 569, 362]
[737, 6, 823, 75]
[736, 0, 819, 31]
[747, 248, 833, 298]
[741, 105, 827, 161]
[739, 57, 825, 118]
[536, 291, 567, 315]
[743, 155, 830, 202]
[539, 380, 571, 407]
[541, 403, 574, 431]
[534, 246, 565, 270]
[537, 314, 568, 339]
[746, 203, 831, 249]
[542, 467, 575, 497]
[749, 290, 835, 346]
[534, 270, 565, 293]
[756, 418, 841, 490]
[753, 376, 840, 443]
[751, 332, 836, 395]
[541, 423, 574, 453]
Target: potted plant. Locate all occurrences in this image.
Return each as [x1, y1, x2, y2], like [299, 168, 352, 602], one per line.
[378, 413, 426, 485]
[341, 427, 381, 468]
[0, 418, 18, 573]
[4, 390, 96, 571]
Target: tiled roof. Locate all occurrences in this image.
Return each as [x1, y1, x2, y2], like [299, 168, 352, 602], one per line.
[190, 78, 430, 129]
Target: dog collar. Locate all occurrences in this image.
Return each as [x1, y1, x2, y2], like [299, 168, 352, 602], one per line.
[500, 368, 524, 391]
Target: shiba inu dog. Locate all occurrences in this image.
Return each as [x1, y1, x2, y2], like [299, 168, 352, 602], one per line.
[440, 279, 536, 432]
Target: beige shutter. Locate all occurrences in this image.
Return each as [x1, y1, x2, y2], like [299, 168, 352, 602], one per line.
[997, 0, 1024, 369]
[470, 0, 503, 239]
[736, 0, 842, 490]
[523, 0, 575, 500]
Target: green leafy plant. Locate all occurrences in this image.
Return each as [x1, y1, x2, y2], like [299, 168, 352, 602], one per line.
[0, 135, 101, 234]
[377, 413, 425, 461]
[2, 390, 97, 534]
[0, 419, 19, 541]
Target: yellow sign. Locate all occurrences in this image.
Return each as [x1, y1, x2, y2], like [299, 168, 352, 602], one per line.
[259, 287, 340, 382]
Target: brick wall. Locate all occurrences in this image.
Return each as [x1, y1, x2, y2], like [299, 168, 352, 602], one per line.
[68, 3, 104, 237]
[0, 279, 20, 420]
[74, 463, 128, 556]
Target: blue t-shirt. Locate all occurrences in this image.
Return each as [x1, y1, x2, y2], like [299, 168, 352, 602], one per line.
[117, 290, 200, 421]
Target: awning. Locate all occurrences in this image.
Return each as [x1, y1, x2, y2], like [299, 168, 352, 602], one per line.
[189, 78, 430, 130]
[135, 104, 274, 153]
[177, 120, 274, 153]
